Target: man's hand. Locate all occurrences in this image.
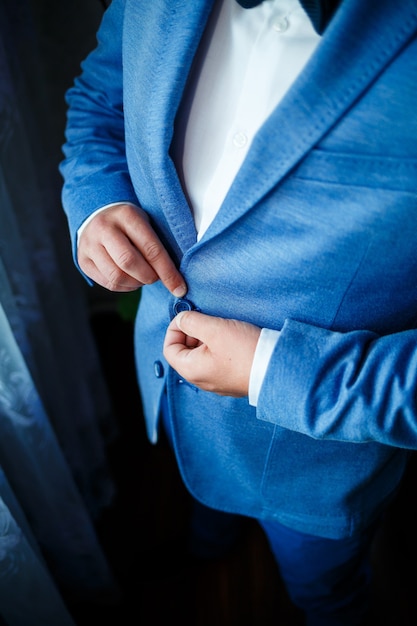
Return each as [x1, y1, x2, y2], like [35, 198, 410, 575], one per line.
[163, 310, 261, 397]
[78, 203, 187, 295]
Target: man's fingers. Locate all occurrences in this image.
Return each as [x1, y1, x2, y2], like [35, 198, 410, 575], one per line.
[79, 239, 147, 291]
[164, 312, 203, 357]
[174, 310, 189, 332]
[80, 203, 187, 296]
[121, 210, 187, 297]
[174, 310, 210, 339]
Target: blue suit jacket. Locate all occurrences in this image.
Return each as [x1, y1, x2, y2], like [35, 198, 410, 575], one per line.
[61, 0, 417, 538]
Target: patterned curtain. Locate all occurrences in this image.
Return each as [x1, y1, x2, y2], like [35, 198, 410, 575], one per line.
[0, 0, 120, 623]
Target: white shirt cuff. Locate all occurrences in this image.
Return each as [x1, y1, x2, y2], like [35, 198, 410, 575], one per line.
[248, 327, 281, 407]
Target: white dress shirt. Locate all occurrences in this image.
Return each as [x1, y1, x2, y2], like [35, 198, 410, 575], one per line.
[175, 0, 320, 240]
[79, 0, 321, 405]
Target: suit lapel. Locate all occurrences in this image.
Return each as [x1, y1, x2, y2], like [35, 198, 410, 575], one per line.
[141, 0, 216, 253]
[201, 0, 417, 242]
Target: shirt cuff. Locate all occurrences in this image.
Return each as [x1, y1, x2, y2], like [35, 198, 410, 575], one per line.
[248, 327, 281, 407]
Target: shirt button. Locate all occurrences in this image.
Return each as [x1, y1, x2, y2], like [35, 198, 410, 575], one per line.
[153, 360, 164, 378]
[273, 16, 289, 32]
[232, 131, 248, 149]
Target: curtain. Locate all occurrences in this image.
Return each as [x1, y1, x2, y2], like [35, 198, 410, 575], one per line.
[0, 0, 121, 623]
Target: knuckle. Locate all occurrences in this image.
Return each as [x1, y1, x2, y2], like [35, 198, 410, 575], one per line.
[105, 266, 125, 291]
[143, 240, 163, 263]
[116, 248, 137, 270]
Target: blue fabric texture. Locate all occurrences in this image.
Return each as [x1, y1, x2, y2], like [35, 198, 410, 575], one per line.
[61, 0, 417, 540]
[260, 517, 377, 625]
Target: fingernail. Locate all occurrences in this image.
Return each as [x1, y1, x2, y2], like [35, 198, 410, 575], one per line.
[173, 284, 187, 298]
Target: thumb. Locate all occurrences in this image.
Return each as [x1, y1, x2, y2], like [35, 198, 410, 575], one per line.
[174, 310, 211, 339]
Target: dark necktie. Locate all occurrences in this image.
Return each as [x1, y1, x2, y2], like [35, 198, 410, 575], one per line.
[235, 0, 342, 35]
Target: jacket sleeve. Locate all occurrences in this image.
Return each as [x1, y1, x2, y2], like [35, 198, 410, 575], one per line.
[256, 318, 417, 450]
[59, 0, 139, 264]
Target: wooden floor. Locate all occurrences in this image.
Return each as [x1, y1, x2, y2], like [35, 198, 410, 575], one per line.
[70, 311, 417, 625]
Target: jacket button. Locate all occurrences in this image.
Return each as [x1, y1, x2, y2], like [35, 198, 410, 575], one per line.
[153, 360, 164, 378]
[172, 298, 194, 316]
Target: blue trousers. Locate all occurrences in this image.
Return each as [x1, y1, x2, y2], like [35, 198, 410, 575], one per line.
[260, 517, 376, 626]
[186, 497, 376, 626]
[161, 399, 377, 625]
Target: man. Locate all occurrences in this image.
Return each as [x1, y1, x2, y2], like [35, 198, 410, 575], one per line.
[60, 0, 417, 623]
